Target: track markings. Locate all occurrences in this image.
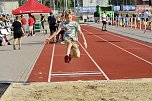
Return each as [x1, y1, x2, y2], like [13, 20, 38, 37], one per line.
[89, 26, 152, 49]
[48, 44, 55, 82]
[78, 42, 110, 80]
[82, 28, 152, 65]
[51, 72, 103, 77]
[47, 42, 109, 81]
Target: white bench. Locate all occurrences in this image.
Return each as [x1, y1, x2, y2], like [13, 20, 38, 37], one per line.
[0, 28, 12, 36]
[0, 28, 12, 46]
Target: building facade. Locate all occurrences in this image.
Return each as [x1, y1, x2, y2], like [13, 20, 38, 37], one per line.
[136, 0, 149, 5]
[0, 0, 19, 14]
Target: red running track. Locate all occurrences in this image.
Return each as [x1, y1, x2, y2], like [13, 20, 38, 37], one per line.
[27, 25, 152, 82]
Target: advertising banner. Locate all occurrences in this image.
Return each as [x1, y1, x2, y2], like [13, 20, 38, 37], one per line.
[82, 6, 96, 13]
[114, 6, 120, 11]
[96, 0, 108, 5]
[122, 5, 136, 11]
[136, 5, 152, 12]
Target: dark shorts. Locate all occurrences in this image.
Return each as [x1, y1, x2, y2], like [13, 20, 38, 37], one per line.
[49, 26, 56, 35]
[49, 25, 56, 34]
[145, 18, 148, 22]
[13, 29, 22, 39]
[59, 30, 64, 35]
[102, 21, 107, 24]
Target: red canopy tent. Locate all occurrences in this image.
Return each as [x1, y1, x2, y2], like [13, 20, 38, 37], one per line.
[12, 0, 52, 15]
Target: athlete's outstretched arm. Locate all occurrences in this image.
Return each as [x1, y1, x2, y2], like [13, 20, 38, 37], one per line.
[45, 28, 62, 44]
[78, 29, 87, 49]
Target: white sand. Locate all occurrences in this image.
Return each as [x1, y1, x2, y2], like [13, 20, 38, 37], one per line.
[1, 78, 152, 101]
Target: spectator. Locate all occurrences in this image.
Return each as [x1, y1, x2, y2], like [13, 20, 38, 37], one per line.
[12, 16, 25, 50]
[137, 13, 141, 22]
[1, 15, 7, 25]
[124, 14, 129, 27]
[6, 14, 10, 21]
[101, 11, 107, 31]
[31, 14, 36, 35]
[94, 11, 100, 23]
[40, 14, 45, 29]
[132, 13, 136, 22]
[0, 37, 7, 46]
[28, 13, 35, 36]
[1, 15, 6, 22]
[48, 12, 56, 42]
[118, 14, 122, 26]
[115, 14, 119, 27]
[56, 17, 61, 42]
[143, 10, 149, 22]
[0, 35, 10, 46]
[21, 15, 26, 36]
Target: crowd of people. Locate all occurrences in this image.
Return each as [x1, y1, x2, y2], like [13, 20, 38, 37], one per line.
[0, 14, 12, 46]
[99, 10, 152, 31]
[0, 13, 36, 49]
[0, 10, 77, 46]
[0, 9, 88, 63]
[0, 9, 151, 62]
[114, 10, 152, 27]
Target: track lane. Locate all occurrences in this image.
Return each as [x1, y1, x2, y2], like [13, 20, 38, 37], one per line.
[27, 44, 54, 82]
[50, 43, 106, 82]
[86, 26, 152, 62]
[81, 25, 152, 80]
[27, 25, 152, 82]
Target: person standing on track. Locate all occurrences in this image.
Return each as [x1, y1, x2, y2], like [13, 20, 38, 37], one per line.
[101, 11, 107, 31]
[45, 9, 88, 63]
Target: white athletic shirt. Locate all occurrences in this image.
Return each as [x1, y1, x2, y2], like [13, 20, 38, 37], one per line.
[102, 13, 107, 21]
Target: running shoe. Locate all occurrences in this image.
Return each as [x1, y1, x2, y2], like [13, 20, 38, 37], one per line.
[64, 55, 69, 63]
[68, 54, 72, 63]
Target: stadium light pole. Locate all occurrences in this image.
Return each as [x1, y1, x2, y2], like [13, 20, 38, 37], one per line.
[50, 0, 51, 8]
[53, 0, 55, 14]
[74, 0, 76, 14]
[49, 0, 55, 13]
[63, 0, 65, 10]
[65, 0, 68, 10]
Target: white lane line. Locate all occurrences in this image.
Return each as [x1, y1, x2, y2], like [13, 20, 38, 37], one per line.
[89, 26, 152, 49]
[78, 42, 110, 80]
[48, 44, 55, 82]
[51, 72, 103, 76]
[54, 54, 87, 56]
[83, 29, 152, 65]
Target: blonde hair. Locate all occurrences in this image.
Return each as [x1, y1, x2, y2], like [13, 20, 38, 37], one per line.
[65, 9, 73, 17]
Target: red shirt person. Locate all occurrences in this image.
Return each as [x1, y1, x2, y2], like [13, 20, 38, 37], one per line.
[28, 16, 34, 26]
[21, 15, 26, 25]
[21, 15, 27, 33]
[28, 14, 35, 36]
